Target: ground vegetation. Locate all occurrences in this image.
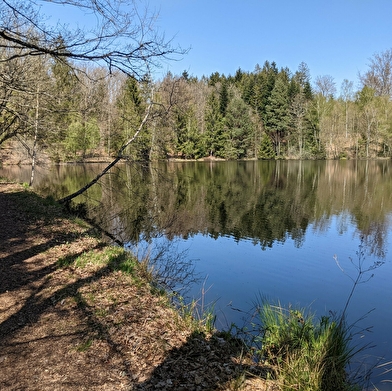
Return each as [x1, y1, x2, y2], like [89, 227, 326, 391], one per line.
[0, 182, 274, 390]
[1, 181, 381, 390]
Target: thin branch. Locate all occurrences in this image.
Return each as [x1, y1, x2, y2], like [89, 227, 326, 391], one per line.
[58, 99, 152, 204]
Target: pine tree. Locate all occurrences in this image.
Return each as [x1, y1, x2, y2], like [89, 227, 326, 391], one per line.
[224, 95, 253, 159]
[219, 80, 229, 117]
[264, 75, 290, 156]
[205, 91, 225, 157]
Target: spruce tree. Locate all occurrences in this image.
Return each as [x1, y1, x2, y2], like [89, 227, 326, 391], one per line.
[264, 75, 290, 156]
[115, 76, 150, 160]
[259, 133, 275, 159]
[219, 80, 229, 117]
[205, 92, 225, 157]
[224, 95, 253, 159]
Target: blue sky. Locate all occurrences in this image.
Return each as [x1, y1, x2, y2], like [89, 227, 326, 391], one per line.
[41, 0, 392, 94]
[149, 0, 392, 93]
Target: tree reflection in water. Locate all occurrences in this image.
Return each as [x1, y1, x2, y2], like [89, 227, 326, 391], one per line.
[2, 160, 392, 387]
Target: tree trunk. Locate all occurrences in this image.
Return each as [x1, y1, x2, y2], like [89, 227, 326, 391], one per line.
[58, 102, 152, 204]
[29, 88, 40, 186]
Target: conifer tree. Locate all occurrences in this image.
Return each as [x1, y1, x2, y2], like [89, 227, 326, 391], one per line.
[219, 80, 229, 117]
[49, 55, 81, 160]
[258, 133, 275, 159]
[115, 76, 150, 160]
[175, 107, 203, 159]
[205, 91, 225, 157]
[264, 75, 290, 156]
[224, 94, 254, 159]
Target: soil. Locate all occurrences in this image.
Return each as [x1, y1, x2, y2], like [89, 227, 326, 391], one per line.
[0, 183, 277, 391]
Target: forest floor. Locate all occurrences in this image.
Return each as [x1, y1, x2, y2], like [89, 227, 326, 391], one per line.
[0, 182, 277, 391]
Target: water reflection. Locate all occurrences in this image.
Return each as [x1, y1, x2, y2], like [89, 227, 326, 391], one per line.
[1, 160, 391, 258]
[2, 160, 391, 387]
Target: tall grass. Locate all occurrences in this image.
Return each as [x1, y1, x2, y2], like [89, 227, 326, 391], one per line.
[247, 240, 390, 391]
[172, 277, 217, 333]
[255, 301, 362, 391]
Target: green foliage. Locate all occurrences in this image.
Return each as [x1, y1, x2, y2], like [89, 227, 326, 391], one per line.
[175, 107, 205, 159]
[219, 80, 229, 116]
[5, 41, 392, 162]
[113, 75, 151, 160]
[256, 301, 361, 391]
[259, 133, 275, 159]
[49, 56, 81, 141]
[223, 95, 254, 159]
[204, 91, 226, 157]
[356, 86, 376, 108]
[264, 75, 291, 155]
[65, 119, 100, 158]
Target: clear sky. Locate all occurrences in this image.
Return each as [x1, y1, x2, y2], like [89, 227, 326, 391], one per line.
[39, 0, 392, 94]
[149, 0, 392, 93]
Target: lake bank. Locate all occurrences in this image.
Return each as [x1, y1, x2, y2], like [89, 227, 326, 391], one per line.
[0, 182, 271, 391]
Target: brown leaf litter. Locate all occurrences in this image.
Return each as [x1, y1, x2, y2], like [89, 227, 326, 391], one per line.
[0, 183, 277, 391]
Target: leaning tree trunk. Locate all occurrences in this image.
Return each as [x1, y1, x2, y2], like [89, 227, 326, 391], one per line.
[58, 102, 152, 204]
[29, 87, 40, 186]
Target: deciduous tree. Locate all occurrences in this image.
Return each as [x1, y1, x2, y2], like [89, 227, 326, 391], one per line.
[359, 49, 392, 98]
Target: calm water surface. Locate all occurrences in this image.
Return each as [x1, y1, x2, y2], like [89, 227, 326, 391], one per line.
[2, 160, 391, 389]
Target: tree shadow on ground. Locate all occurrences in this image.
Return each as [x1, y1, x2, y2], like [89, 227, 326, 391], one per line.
[0, 187, 134, 389]
[0, 187, 275, 390]
[0, 188, 99, 335]
[134, 330, 274, 391]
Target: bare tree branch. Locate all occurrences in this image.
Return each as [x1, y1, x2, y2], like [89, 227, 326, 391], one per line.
[359, 49, 392, 98]
[0, 0, 187, 77]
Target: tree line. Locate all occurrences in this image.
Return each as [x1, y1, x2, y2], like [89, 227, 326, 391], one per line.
[1, 2, 392, 163]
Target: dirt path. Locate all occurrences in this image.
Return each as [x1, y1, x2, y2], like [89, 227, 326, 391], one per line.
[0, 183, 273, 391]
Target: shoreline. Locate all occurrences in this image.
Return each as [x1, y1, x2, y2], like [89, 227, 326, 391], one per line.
[0, 182, 270, 391]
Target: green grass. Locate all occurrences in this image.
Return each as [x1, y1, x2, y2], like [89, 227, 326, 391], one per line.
[254, 301, 362, 391]
[76, 338, 93, 352]
[57, 246, 138, 275]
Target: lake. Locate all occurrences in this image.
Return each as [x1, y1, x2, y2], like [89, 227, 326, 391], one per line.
[1, 160, 391, 389]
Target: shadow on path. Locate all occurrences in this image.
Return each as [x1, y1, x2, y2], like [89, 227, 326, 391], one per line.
[0, 186, 274, 390]
[134, 330, 274, 390]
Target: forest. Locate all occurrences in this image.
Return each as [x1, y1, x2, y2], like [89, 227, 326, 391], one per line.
[1, 1, 392, 164]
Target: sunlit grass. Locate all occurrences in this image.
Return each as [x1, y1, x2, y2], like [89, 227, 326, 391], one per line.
[254, 300, 363, 391]
[57, 246, 138, 275]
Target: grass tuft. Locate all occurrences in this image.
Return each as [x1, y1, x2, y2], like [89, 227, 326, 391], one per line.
[254, 300, 362, 391]
[76, 338, 93, 352]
